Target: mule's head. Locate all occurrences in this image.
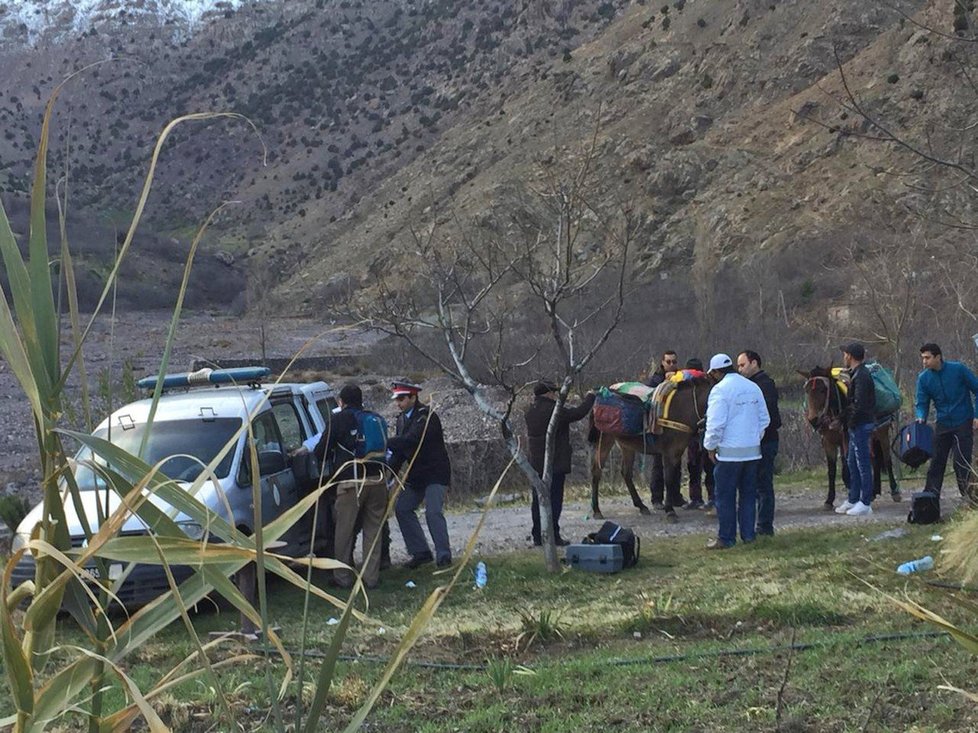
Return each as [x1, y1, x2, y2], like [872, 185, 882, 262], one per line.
[798, 365, 838, 427]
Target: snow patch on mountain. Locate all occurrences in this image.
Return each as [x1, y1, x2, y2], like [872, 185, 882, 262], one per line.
[0, 0, 266, 44]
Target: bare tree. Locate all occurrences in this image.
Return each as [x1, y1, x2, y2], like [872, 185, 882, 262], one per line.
[352, 136, 639, 572]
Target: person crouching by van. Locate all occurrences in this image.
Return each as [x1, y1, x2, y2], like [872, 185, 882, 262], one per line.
[295, 383, 387, 589]
[388, 382, 453, 569]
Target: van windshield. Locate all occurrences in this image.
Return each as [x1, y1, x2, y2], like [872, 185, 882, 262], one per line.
[74, 418, 243, 489]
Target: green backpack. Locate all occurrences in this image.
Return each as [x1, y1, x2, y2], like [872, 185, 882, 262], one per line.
[864, 360, 902, 416]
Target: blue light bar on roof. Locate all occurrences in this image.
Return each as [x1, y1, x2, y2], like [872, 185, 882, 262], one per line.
[136, 366, 271, 391]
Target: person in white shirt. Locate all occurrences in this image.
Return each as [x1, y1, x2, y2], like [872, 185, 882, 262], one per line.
[703, 353, 771, 549]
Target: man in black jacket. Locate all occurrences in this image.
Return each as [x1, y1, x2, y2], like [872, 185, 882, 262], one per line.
[524, 381, 596, 547]
[388, 382, 453, 568]
[296, 383, 387, 589]
[737, 350, 782, 535]
[838, 343, 877, 516]
[644, 350, 682, 509]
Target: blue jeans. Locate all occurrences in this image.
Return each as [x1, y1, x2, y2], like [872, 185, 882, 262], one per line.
[847, 422, 874, 506]
[713, 460, 759, 547]
[756, 440, 778, 535]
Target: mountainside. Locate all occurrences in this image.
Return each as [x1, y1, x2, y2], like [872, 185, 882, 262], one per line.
[2, 0, 976, 356]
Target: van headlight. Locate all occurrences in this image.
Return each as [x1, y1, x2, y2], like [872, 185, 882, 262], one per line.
[176, 522, 205, 541]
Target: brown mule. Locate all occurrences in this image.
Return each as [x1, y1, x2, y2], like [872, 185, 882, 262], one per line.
[799, 365, 900, 510]
[588, 377, 713, 522]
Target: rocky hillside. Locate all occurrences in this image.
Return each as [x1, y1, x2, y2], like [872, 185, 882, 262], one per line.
[3, 0, 977, 359]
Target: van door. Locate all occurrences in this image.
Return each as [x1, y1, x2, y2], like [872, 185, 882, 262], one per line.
[249, 411, 297, 530]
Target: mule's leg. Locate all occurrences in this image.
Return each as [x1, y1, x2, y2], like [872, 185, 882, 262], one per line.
[882, 427, 902, 501]
[621, 448, 651, 515]
[590, 438, 607, 520]
[662, 453, 681, 523]
[871, 436, 883, 500]
[823, 437, 837, 509]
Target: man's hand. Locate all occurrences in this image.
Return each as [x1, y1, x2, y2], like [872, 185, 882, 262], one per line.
[973, 418, 978, 431]
[916, 418, 926, 424]
[708, 449, 717, 463]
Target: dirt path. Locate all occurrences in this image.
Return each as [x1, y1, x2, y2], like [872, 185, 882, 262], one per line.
[387, 483, 954, 564]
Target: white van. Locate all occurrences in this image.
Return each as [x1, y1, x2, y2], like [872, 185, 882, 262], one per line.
[11, 367, 337, 607]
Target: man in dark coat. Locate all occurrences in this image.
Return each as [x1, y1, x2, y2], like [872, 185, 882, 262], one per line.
[388, 382, 453, 568]
[524, 381, 596, 546]
[645, 350, 682, 509]
[838, 343, 876, 516]
[737, 350, 782, 535]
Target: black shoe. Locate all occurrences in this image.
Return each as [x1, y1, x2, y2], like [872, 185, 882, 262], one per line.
[530, 535, 542, 547]
[404, 553, 433, 569]
[684, 500, 705, 511]
[436, 557, 452, 568]
[554, 537, 570, 547]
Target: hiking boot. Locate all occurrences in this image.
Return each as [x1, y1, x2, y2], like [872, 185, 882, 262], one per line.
[835, 500, 855, 514]
[404, 552, 434, 569]
[846, 501, 873, 516]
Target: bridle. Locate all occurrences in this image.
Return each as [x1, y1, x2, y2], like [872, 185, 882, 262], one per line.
[804, 375, 843, 432]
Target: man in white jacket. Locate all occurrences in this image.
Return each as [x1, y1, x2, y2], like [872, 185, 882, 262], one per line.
[703, 353, 771, 549]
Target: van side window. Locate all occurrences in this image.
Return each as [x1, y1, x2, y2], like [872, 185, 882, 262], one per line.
[253, 412, 285, 475]
[271, 402, 305, 454]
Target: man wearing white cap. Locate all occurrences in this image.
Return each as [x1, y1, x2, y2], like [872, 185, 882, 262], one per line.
[703, 353, 770, 549]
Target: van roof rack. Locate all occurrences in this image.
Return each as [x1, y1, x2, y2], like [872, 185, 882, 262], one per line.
[136, 366, 271, 392]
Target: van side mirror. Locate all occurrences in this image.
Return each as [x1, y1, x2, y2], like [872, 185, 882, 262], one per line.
[258, 450, 286, 476]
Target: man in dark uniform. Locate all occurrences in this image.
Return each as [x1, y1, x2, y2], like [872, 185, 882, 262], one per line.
[388, 382, 453, 568]
[524, 380, 596, 547]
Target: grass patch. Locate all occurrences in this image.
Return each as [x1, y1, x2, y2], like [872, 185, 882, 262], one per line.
[2, 520, 976, 730]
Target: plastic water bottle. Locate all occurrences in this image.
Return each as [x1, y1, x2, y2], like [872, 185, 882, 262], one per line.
[897, 556, 934, 575]
[474, 561, 488, 589]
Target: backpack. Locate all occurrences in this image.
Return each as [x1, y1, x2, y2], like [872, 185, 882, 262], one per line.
[584, 521, 640, 568]
[864, 360, 902, 416]
[353, 409, 389, 460]
[908, 490, 941, 525]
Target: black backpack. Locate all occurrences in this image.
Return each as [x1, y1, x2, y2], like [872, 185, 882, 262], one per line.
[908, 491, 941, 525]
[585, 521, 640, 568]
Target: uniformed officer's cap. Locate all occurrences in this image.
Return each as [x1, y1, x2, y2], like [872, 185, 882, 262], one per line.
[391, 380, 422, 398]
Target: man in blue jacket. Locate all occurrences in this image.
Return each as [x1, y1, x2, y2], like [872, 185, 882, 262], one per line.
[915, 342, 978, 504]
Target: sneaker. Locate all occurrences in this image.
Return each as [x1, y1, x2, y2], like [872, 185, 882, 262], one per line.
[835, 500, 855, 514]
[846, 501, 873, 516]
[706, 538, 732, 550]
[684, 500, 705, 511]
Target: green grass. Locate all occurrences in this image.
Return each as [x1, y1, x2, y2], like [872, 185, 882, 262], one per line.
[3, 521, 977, 731]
